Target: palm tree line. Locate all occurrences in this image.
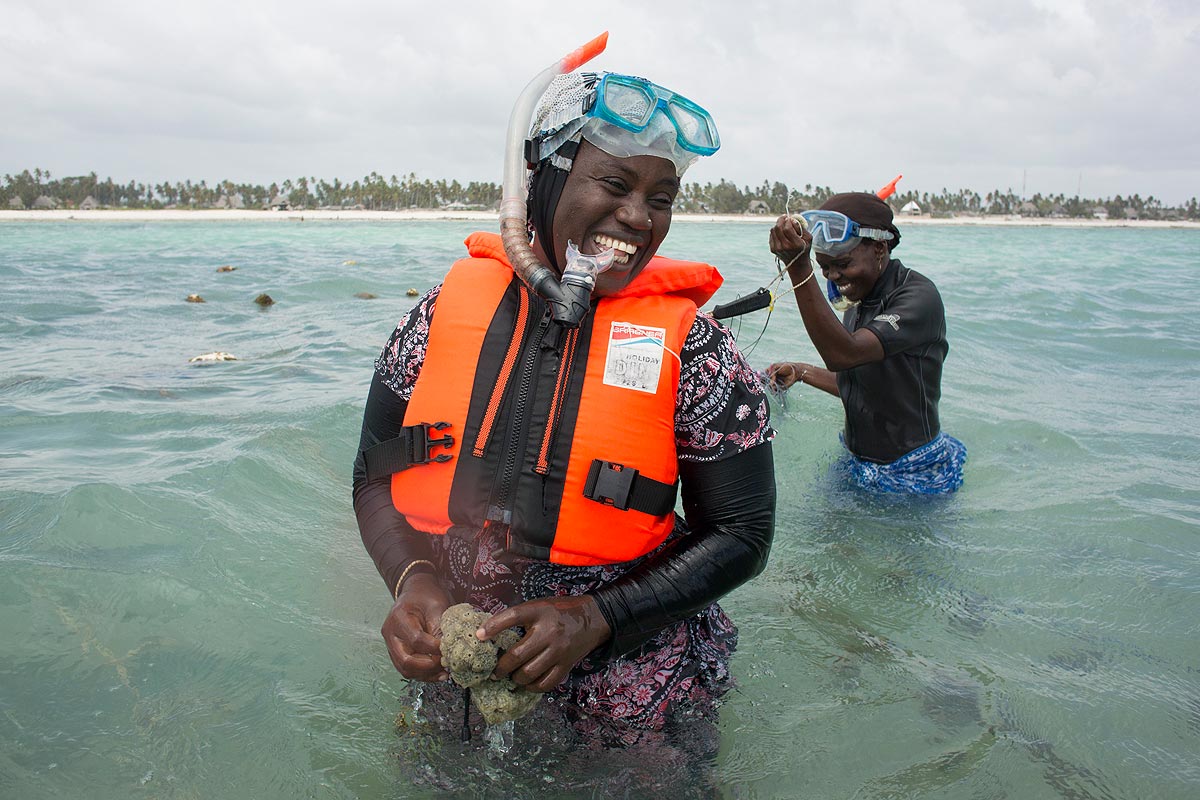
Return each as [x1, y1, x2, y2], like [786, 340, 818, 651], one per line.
[4, 168, 1197, 220]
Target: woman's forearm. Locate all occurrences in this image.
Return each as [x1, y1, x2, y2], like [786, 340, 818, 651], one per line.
[787, 259, 882, 370]
[795, 362, 840, 396]
[590, 442, 776, 657]
[354, 477, 436, 596]
[353, 372, 435, 595]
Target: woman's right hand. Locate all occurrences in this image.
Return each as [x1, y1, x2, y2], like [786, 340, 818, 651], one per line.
[770, 214, 813, 267]
[766, 361, 807, 390]
[381, 572, 451, 682]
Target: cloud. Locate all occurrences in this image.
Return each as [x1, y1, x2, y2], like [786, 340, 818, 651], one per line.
[1, 0, 1197, 202]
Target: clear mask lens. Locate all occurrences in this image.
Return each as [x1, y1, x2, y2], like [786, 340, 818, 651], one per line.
[601, 81, 654, 127]
[812, 235, 863, 257]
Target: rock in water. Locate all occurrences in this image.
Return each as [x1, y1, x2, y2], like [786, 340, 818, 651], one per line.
[185, 294, 205, 303]
[254, 293, 274, 307]
[216, 265, 237, 273]
[354, 292, 378, 300]
[188, 352, 238, 363]
[406, 288, 419, 297]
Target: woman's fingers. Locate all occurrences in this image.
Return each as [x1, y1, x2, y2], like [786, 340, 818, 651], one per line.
[382, 605, 447, 682]
[766, 361, 797, 389]
[479, 597, 608, 691]
[770, 215, 810, 261]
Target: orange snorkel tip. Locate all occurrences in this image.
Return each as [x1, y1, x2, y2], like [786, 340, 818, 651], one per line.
[559, 31, 609, 72]
[877, 174, 903, 200]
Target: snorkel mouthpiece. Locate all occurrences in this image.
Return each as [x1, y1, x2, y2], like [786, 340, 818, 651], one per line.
[547, 240, 615, 323]
[499, 32, 609, 328]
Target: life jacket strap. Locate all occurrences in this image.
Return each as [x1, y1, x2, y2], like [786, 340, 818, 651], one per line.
[364, 422, 454, 481]
[582, 459, 677, 516]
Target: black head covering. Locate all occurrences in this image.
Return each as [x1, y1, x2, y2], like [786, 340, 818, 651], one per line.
[525, 140, 579, 274]
[819, 192, 902, 251]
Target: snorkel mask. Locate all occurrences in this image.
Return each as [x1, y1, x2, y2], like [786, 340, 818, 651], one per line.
[800, 209, 895, 258]
[499, 35, 719, 327]
[531, 72, 720, 177]
[817, 176, 903, 312]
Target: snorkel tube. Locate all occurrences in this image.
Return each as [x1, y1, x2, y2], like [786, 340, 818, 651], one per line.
[499, 32, 608, 327]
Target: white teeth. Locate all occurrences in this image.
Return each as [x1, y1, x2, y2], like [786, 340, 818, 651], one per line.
[838, 284, 852, 292]
[612, 252, 630, 265]
[594, 234, 638, 255]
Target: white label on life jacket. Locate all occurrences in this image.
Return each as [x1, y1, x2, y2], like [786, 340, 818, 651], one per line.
[603, 321, 666, 394]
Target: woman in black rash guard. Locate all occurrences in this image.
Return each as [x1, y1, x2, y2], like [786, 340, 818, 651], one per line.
[351, 69, 775, 777]
[766, 192, 966, 494]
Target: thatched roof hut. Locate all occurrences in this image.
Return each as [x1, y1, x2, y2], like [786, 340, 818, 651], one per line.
[79, 195, 99, 210]
[8, 196, 25, 210]
[32, 195, 58, 210]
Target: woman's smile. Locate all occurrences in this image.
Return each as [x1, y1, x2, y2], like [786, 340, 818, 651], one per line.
[591, 233, 640, 265]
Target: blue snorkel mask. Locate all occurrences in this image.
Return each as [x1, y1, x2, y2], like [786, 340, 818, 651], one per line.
[528, 72, 720, 176]
[799, 210, 895, 312]
[799, 209, 895, 258]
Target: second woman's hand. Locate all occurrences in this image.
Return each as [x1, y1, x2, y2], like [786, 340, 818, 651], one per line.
[766, 361, 809, 390]
[477, 595, 611, 693]
[770, 214, 813, 268]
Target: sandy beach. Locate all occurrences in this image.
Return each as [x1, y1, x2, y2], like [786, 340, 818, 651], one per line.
[1, 208, 1197, 228]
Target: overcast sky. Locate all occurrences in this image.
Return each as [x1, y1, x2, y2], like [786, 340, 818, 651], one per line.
[2, 0, 1198, 203]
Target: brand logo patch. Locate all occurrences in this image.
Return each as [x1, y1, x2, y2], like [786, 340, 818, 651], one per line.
[603, 321, 666, 393]
[875, 313, 901, 331]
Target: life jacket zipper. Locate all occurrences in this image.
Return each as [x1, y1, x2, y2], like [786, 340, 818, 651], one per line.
[472, 284, 530, 458]
[534, 327, 579, 475]
[486, 305, 551, 526]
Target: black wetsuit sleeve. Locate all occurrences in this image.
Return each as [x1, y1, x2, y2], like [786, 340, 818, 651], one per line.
[589, 441, 776, 658]
[352, 372, 435, 595]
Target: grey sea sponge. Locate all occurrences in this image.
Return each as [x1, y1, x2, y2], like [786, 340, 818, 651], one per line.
[439, 604, 496, 688]
[438, 603, 540, 724]
[471, 676, 541, 725]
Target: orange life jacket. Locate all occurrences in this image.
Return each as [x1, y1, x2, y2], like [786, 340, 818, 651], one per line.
[389, 231, 722, 566]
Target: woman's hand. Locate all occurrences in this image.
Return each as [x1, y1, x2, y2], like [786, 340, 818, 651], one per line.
[477, 595, 612, 693]
[769, 214, 813, 268]
[381, 572, 451, 682]
[766, 361, 810, 390]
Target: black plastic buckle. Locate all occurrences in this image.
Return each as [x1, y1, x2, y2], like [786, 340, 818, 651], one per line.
[413, 421, 454, 464]
[583, 460, 638, 511]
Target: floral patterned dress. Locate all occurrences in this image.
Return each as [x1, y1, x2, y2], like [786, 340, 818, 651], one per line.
[377, 285, 773, 747]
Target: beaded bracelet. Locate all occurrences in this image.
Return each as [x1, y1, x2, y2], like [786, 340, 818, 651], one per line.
[393, 559, 435, 600]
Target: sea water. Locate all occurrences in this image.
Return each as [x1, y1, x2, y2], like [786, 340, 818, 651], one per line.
[1, 219, 1197, 799]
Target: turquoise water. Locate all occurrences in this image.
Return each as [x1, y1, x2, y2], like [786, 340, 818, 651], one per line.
[1, 219, 1198, 799]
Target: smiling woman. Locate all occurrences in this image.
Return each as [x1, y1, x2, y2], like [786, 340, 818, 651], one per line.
[350, 64, 776, 793]
[767, 192, 967, 494]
